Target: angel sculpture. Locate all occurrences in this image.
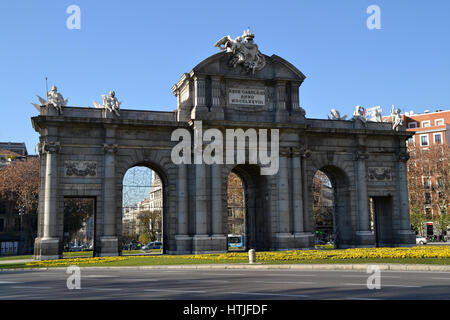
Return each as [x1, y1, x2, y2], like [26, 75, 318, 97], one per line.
[391, 105, 403, 131]
[352, 105, 367, 123]
[328, 109, 347, 120]
[214, 28, 266, 74]
[370, 108, 383, 122]
[93, 91, 121, 116]
[32, 85, 68, 114]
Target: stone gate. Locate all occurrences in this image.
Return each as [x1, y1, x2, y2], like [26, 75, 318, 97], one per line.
[32, 31, 415, 259]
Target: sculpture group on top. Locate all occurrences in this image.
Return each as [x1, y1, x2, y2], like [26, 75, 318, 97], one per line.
[93, 90, 122, 116]
[32, 85, 68, 115]
[32, 86, 122, 117]
[215, 28, 266, 74]
[328, 105, 404, 131]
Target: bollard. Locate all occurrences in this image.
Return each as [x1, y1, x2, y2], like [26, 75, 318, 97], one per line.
[248, 249, 256, 264]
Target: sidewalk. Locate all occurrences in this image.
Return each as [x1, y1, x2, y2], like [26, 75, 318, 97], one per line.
[0, 259, 34, 265]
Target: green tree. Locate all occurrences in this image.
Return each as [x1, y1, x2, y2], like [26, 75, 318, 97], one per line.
[410, 205, 427, 235]
[433, 213, 450, 238]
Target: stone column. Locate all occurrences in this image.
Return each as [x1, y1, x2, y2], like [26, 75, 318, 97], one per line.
[39, 141, 61, 260]
[396, 151, 415, 245]
[300, 148, 311, 229]
[276, 147, 294, 248]
[299, 148, 314, 248]
[211, 164, 223, 235]
[191, 76, 208, 119]
[354, 150, 374, 246]
[210, 76, 224, 120]
[99, 143, 119, 256]
[193, 163, 210, 252]
[291, 147, 304, 233]
[175, 163, 192, 253]
[177, 164, 188, 235]
[278, 148, 290, 233]
[211, 164, 227, 251]
[355, 151, 370, 231]
[275, 81, 288, 122]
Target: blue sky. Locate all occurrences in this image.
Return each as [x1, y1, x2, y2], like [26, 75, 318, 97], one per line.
[0, 0, 449, 153]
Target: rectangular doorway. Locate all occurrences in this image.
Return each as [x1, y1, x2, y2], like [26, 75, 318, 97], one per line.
[63, 197, 96, 257]
[370, 196, 394, 247]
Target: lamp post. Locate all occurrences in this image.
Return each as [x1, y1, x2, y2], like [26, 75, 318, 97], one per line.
[18, 207, 24, 255]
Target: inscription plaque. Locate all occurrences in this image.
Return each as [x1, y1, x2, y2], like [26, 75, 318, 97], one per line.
[228, 88, 265, 106]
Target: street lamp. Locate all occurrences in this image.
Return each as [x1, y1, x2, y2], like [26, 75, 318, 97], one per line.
[18, 207, 24, 255]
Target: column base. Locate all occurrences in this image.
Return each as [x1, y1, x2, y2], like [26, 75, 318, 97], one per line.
[396, 229, 416, 246]
[33, 237, 60, 260]
[97, 236, 118, 257]
[356, 231, 376, 247]
[293, 232, 315, 248]
[175, 235, 193, 254]
[275, 233, 297, 250]
[191, 106, 209, 120]
[192, 235, 227, 254]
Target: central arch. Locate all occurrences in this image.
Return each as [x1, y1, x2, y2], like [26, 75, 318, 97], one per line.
[228, 164, 270, 251]
[313, 165, 353, 249]
[119, 161, 169, 255]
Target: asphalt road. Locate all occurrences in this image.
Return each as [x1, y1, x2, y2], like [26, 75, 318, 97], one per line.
[0, 268, 449, 300]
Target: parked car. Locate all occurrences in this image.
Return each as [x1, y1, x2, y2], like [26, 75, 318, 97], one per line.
[149, 241, 162, 249]
[416, 236, 427, 245]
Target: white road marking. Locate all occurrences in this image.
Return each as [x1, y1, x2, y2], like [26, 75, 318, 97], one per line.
[81, 287, 122, 291]
[144, 289, 207, 294]
[178, 279, 229, 283]
[347, 297, 382, 300]
[431, 277, 450, 280]
[228, 291, 309, 298]
[342, 283, 421, 288]
[11, 286, 53, 289]
[269, 274, 317, 277]
[83, 275, 119, 278]
[200, 273, 246, 276]
[342, 275, 400, 279]
[0, 281, 23, 284]
[253, 280, 316, 285]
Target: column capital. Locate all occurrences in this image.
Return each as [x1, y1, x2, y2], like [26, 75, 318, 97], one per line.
[43, 141, 60, 154]
[279, 147, 291, 157]
[292, 147, 302, 157]
[300, 148, 311, 159]
[396, 151, 410, 162]
[354, 150, 369, 161]
[103, 143, 118, 154]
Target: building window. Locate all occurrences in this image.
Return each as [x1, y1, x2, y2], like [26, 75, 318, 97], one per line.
[408, 122, 417, 129]
[0, 218, 4, 232]
[407, 137, 414, 145]
[421, 120, 431, 128]
[433, 133, 443, 144]
[424, 192, 432, 204]
[420, 134, 429, 146]
[422, 177, 432, 189]
[435, 119, 444, 126]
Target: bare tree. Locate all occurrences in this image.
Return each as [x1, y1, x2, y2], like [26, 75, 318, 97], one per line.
[407, 143, 450, 237]
[0, 157, 39, 214]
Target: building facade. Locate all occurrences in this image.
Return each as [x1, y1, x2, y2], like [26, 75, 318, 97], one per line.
[402, 110, 450, 238]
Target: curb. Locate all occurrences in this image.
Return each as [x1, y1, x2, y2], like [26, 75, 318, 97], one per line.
[1, 263, 450, 272]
